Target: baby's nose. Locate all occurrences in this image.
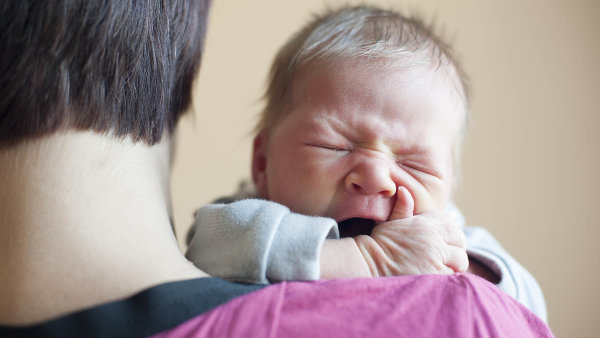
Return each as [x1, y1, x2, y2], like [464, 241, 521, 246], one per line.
[344, 159, 396, 198]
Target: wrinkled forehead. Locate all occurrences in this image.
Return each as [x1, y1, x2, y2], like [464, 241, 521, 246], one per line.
[288, 57, 465, 140]
[293, 55, 468, 117]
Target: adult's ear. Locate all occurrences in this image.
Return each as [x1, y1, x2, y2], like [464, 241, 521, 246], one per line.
[251, 131, 269, 198]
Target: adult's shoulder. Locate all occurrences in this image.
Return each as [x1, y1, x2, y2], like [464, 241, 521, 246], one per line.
[0, 274, 553, 337]
[160, 274, 553, 338]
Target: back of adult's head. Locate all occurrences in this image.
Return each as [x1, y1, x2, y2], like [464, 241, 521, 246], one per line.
[0, 0, 210, 145]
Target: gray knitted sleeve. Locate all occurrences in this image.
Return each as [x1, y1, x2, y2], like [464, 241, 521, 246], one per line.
[185, 199, 339, 284]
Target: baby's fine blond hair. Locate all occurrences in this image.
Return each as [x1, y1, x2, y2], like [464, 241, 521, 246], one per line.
[256, 5, 470, 134]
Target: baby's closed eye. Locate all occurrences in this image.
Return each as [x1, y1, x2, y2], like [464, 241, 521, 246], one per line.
[397, 159, 444, 179]
[306, 143, 352, 153]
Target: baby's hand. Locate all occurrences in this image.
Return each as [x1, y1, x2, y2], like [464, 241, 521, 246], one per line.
[354, 187, 468, 276]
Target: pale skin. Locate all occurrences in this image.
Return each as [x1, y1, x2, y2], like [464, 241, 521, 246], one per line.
[0, 132, 208, 325]
[253, 59, 498, 281]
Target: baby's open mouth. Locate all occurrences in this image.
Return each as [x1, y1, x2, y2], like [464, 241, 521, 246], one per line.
[338, 218, 376, 238]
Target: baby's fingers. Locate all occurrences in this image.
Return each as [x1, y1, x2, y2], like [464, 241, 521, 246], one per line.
[436, 219, 466, 249]
[444, 245, 469, 273]
[388, 186, 414, 220]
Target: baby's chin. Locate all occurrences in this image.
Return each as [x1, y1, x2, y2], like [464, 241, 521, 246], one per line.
[337, 218, 381, 237]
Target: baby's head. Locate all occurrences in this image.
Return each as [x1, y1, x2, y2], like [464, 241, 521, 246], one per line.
[252, 5, 470, 229]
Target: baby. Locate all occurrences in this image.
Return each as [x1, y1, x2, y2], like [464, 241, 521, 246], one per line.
[186, 5, 547, 321]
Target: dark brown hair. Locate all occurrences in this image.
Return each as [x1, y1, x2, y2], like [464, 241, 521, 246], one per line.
[0, 0, 210, 145]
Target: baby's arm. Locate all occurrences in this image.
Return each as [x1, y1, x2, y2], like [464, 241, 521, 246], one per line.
[186, 199, 339, 284]
[319, 237, 371, 279]
[187, 193, 467, 283]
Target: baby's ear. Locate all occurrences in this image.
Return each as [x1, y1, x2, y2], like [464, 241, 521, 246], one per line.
[251, 131, 269, 198]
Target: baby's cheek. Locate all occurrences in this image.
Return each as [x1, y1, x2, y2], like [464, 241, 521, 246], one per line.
[284, 173, 335, 216]
[411, 183, 451, 214]
[412, 190, 435, 215]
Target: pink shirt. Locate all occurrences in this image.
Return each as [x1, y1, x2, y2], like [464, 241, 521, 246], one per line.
[154, 274, 552, 338]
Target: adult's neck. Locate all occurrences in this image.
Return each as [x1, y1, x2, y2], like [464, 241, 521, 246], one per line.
[0, 131, 206, 325]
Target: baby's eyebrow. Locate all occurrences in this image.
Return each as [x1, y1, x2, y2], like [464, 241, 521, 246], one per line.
[393, 144, 429, 155]
[392, 146, 444, 168]
[305, 119, 337, 137]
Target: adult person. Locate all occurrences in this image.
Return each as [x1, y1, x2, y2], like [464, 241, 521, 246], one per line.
[0, 0, 214, 326]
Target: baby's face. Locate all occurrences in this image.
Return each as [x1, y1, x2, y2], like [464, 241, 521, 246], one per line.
[253, 60, 465, 231]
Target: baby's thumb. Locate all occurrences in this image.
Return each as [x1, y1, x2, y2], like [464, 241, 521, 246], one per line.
[388, 186, 414, 220]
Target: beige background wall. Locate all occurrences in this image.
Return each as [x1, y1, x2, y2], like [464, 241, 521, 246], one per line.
[171, 1, 600, 336]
